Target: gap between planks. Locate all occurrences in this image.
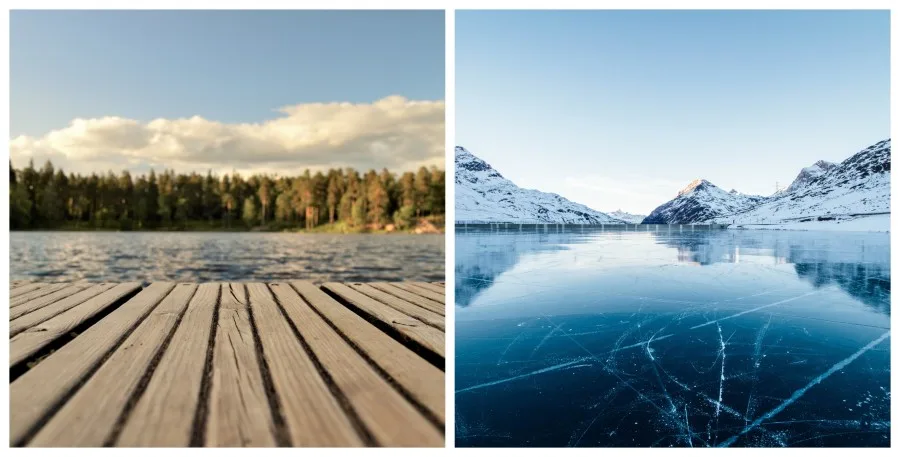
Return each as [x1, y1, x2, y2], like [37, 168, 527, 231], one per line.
[10, 282, 444, 448]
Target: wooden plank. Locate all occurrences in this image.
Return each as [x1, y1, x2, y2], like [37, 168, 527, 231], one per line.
[10, 283, 47, 300]
[10, 279, 32, 288]
[29, 284, 198, 446]
[291, 282, 444, 424]
[349, 283, 444, 331]
[369, 282, 445, 316]
[10, 282, 97, 320]
[9, 283, 73, 308]
[247, 283, 362, 446]
[9, 282, 175, 446]
[10, 283, 117, 337]
[9, 282, 143, 368]
[10, 282, 91, 310]
[116, 283, 219, 446]
[431, 282, 445, 287]
[206, 283, 277, 447]
[270, 283, 442, 446]
[322, 283, 444, 360]
[411, 282, 445, 294]
[392, 282, 445, 304]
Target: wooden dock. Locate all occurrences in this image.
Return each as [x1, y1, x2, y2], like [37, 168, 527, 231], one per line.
[8, 280, 445, 447]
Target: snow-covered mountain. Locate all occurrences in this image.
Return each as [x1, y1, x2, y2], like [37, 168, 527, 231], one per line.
[455, 146, 624, 223]
[607, 210, 646, 224]
[785, 160, 838, 193]
[641, 179, 767, 224]
[643, 139, 890, 227]
[713, 139, 890, 225]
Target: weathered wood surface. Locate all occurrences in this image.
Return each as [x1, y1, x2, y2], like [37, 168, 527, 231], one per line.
[9, 282, 143, 367]
[10, 283, 117, 336]
[207, 282, 278, 447]
[391, 282, 445, 304]
[291, 282, 445, 424]
[348, 283, 445, 331]
[323, 283, 445, 360]
[117, 283, 219, 446]
[10, 283, 46, 300]
[9, 281, 445, 447]
[368, 282, 444, 316]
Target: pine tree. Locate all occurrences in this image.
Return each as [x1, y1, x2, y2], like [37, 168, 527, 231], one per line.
[242, 197, 258, 226]
[326, 170, 344, 224]
[367, 175, 390, 226]
[258, 177, 271, 225]
[414, 166, 431, 217]
[146, 170, 160, 228]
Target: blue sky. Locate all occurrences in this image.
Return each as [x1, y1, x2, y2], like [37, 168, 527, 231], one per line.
[10, 10, 445, 174]
[456, 10, 890, 215]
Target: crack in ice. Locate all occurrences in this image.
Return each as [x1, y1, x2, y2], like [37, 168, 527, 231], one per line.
[718, 331, 891, 447]
[530, 323, 563, 359]
[690, 291, 819, 330]
[457, 357, 594, 394]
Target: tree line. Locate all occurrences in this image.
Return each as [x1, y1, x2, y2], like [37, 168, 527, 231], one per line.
[9, 160, 445, 231]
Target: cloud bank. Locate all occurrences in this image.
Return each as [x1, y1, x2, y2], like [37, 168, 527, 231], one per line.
[10, 96, 445, 175]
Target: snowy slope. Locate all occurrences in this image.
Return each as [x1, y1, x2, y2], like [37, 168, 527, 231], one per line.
[642, 179, 767, 224]
[455, 146, 624, 223]
[785, 160, 838, 193]
[643, 139, 890, 228]
[607, 210, 646, 224]
[711, 139, 890, 225]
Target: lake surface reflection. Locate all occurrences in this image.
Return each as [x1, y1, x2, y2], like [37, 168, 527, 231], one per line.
[10, 232, 444, 283]
[455, 225, 890, 447]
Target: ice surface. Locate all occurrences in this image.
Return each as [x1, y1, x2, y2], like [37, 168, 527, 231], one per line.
[455, 226, 890, 447]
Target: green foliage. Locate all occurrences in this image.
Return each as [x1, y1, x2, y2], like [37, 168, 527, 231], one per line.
[351, 197, 368, 227]
[8, 161, 445, 231]
[393, 205, 416, 230]
[10, 182, 32, 228]
[242, 197, 258, 226]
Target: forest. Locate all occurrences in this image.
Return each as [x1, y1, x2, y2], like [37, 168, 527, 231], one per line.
[9, 160, 445, 232]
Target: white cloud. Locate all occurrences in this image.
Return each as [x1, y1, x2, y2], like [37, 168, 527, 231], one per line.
[10, 95, 445, 176]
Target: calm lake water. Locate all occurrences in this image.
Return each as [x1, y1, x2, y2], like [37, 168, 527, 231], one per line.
[10, 232, 444, 283]
[455, 225, 890, 447]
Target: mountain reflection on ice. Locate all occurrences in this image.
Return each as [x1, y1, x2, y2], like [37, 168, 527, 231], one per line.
[455, 225, 890, 447]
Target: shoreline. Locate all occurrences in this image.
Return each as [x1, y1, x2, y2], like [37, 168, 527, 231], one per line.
[10, 229, 445, 235]
[11, 218, 446, 235]
[726, 213, 890, 233]
[452, 217, 889, 233]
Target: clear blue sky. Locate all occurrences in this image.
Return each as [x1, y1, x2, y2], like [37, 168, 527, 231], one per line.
[12, 10, 445, 136]
[456, 10, 890, 215]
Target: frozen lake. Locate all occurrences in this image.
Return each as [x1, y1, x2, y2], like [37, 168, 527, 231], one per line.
[455, 226, 890, 447]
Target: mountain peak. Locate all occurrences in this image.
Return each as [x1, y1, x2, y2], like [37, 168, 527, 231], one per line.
[786, 159, 839, 193]
[455, 145, 502, 177]
[678, 178, 713, 196]
[644, 178, 764, 224]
